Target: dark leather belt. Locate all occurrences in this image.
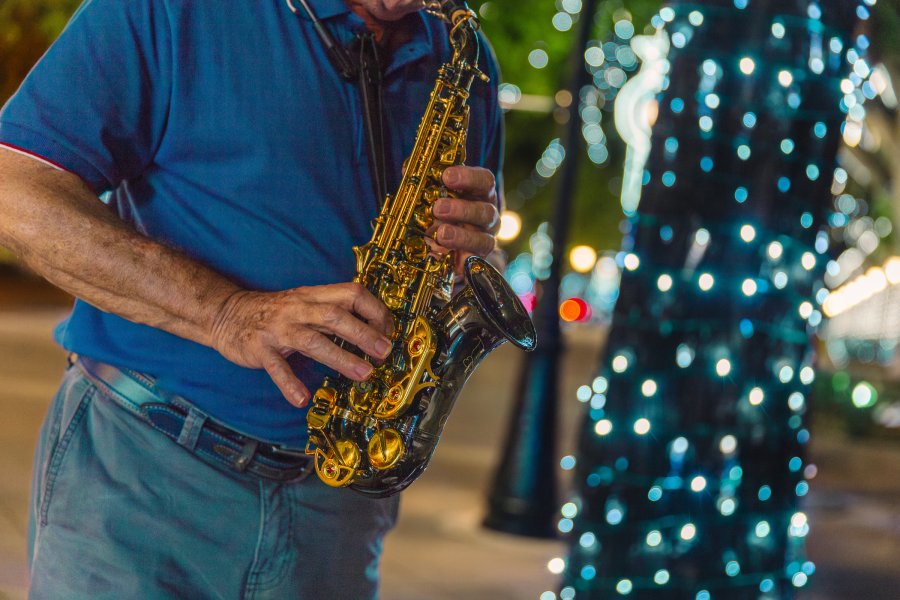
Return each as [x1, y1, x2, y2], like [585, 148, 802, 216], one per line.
[73, 355, 312, 483]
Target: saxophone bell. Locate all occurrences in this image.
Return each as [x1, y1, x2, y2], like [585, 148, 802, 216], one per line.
[348, 256, 535, 498]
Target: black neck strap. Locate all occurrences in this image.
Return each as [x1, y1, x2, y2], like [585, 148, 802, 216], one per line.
[353, 35, 388, 204]
[288, 0, 389, 202]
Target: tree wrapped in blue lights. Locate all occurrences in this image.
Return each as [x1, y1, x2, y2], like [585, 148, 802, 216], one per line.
[558, 1, 866, 598]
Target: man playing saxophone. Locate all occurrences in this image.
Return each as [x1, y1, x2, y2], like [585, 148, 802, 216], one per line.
[0, 0, 503, 597]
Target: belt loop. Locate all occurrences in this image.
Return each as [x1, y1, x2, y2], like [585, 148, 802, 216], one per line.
[177, 407, 208, 451]
[234, 440, 259, 472]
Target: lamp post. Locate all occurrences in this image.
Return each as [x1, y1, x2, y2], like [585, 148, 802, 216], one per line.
[483, 0, 601, 539]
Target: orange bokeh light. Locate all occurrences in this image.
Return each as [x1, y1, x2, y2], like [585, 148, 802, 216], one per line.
[560, 298, 590, 322]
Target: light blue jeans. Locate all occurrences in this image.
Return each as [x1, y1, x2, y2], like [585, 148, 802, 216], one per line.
[28, 363, 400, 599]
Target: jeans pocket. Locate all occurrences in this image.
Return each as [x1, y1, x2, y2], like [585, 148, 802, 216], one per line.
[37, 371, 95, 527]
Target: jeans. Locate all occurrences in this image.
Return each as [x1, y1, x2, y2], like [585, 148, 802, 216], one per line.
[28, 363, 400, 599]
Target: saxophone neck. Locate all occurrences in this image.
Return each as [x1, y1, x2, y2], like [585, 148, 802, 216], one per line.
[428, 1, 488, 84]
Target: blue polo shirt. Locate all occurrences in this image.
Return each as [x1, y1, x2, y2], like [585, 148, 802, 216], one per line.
[0, 0, 502, 446]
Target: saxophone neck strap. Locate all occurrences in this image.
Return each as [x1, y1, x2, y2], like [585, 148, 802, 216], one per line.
[354, 35, 389, 203]
[287, 0, 389, 201]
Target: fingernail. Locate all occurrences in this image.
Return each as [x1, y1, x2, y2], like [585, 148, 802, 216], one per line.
[355, 364, 374, 380]
[433, 200, 450, 216]
[441, 226, 456, 242]
[375, 338, 392, 357]
[294, 390, 309, 408]
[444, 168, 460, 185]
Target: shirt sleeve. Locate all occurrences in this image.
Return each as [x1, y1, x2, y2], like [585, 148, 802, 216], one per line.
[0, 0, 172, 193]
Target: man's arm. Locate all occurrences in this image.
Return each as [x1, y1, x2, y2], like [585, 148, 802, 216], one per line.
[0, 148, 394, 406]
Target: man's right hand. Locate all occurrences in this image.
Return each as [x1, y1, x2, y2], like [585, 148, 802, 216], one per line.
[210, 283, 394, 408]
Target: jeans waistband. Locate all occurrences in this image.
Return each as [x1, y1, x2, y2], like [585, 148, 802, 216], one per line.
[73, 355, 313, 483]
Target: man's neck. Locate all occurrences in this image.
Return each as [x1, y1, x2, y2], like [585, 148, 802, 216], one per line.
[346, 2, 412, 50]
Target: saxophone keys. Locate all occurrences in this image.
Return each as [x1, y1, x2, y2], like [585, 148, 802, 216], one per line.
[438, 145, 459, 165]
[306, 386, 337, 431]
[408, 336, 427, 357]
[385, 383, 404, 407]
[315, 440, 360, 488]
[403, 236, 428, 262]
[378, 279, 405, 311]
[374, 382, 407, 420]
[407, 317, 434, 359]
[430, 165, 447, 181]
[367, 428, 405, 471]
[413, 204, 433, 229]
[349, 381, 379, 413]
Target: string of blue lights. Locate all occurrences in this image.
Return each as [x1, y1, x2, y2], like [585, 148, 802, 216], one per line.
[548, 1, 869, 598]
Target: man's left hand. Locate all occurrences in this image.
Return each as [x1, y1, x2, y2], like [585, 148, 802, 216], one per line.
[432, 165, 500, 273]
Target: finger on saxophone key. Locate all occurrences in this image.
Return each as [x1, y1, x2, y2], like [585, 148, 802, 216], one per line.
[441, 165, 496, 197]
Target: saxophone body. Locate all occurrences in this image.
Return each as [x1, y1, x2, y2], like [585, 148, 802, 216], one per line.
[305, 0, 536, 498]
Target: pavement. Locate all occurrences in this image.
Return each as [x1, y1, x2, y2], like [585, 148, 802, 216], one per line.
[0, 274, 898, 599]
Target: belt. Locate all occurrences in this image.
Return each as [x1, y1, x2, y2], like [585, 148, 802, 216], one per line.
[73, 355, 313, 483]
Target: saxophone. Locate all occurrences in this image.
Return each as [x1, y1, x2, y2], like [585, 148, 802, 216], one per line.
[305, 0, 536, 498]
